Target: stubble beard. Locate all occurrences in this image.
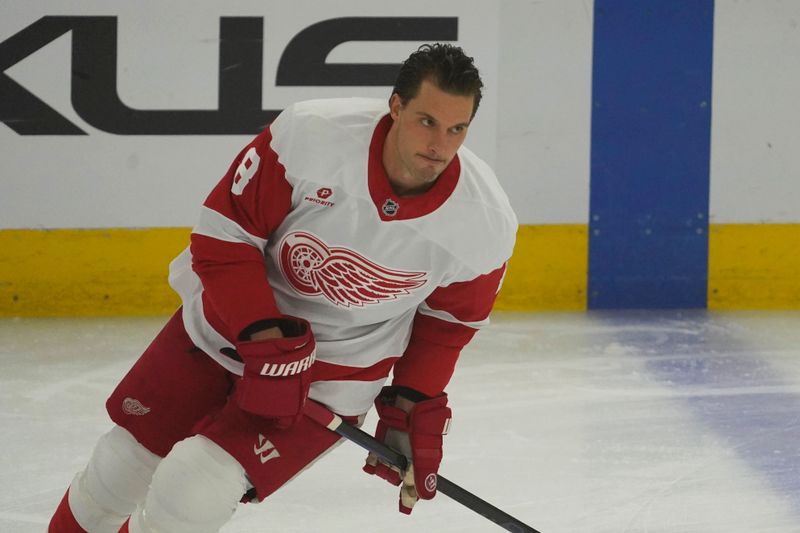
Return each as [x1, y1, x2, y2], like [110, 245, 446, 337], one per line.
[405, 152, 444, 187]
[415, 164, 441, 184]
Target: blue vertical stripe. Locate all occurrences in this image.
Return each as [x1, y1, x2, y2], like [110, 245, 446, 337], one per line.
[588, 0, 714, 309]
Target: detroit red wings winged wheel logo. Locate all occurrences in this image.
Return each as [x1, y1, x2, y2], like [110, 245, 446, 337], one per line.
[279, 231, 427, 307]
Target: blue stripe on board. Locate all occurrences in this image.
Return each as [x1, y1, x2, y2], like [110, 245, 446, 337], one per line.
[588, 1, 714, 309]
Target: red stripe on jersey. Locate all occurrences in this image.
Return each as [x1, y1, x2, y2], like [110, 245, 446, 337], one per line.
[188, 126, 295, 339]
[425, 263, 507, 323]
[367, 114, 461, 221]
[391, 265, 507, 396]
[310, 356, 400, 383]
[391, 313, 477, 397]
[191, 235, 282, 339]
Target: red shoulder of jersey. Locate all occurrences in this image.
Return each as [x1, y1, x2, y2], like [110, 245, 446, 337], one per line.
[189, 126, 293, 340]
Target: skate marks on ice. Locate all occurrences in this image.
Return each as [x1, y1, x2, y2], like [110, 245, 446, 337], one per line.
[1, 312, 800, 532]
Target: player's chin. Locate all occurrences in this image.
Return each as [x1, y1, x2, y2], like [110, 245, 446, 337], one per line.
[414, 168, 441, 183]
[415, 161, 444, 179]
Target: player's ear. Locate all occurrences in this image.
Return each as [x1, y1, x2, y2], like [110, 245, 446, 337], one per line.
[389, 93, 403, 120]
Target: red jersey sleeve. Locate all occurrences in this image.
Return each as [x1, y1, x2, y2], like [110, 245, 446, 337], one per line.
[391, 263, 507, 397]
[190, 126, 293, 340]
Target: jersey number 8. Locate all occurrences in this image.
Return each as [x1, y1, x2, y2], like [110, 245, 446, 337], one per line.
[232, 147, 261, 195]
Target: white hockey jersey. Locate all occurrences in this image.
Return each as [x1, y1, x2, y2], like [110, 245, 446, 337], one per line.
[169, 97, 517, 415]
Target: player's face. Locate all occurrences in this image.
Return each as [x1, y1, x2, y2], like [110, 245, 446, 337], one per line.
[384, 79, 474, 196]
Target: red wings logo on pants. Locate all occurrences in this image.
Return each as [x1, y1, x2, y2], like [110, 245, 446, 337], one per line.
[278, 231, 427, 307]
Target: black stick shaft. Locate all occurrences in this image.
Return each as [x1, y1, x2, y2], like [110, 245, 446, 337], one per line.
[333, 420, 542, 533]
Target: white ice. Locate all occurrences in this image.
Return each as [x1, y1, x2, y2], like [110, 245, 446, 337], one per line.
[2, 310, 800, 532]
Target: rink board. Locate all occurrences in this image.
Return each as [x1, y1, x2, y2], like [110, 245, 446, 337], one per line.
[1, 223, 797, 316]
[2, 2, 799, 315]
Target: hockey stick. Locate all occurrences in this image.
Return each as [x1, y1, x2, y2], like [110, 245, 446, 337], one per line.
[305, 400, 542, 533]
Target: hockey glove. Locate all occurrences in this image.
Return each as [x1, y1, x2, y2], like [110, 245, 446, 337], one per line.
[363, 386, 451, 514]
[233, 317, 316, 428]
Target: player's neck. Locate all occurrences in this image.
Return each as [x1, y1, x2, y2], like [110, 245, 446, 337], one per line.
[382, 125, 437, 198]
[388, 175, 436, 198]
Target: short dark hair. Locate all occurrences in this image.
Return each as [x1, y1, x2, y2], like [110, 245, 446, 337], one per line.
[392, 43, 483, 119]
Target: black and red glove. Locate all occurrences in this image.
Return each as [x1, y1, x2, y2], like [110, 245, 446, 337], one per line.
[233, 317, 316, 428]
[363, 386, 451, 514]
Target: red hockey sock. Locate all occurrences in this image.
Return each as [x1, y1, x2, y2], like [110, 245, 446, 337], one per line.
[48, 489, 88, 533]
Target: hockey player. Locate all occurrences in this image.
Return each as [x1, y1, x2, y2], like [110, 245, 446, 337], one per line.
[48, 43, 517, 532]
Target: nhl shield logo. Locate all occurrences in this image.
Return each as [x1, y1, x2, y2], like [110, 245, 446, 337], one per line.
[382, 199, 399, 217]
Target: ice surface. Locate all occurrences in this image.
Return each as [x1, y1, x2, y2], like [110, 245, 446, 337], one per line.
[1, 310, 799, 532]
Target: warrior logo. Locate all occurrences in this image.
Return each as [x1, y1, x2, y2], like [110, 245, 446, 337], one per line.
[424, 473, 438, 493]
[279, 231, 426, 307]
[260, 350, 316, 376]
[254, 434, 280, 464]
